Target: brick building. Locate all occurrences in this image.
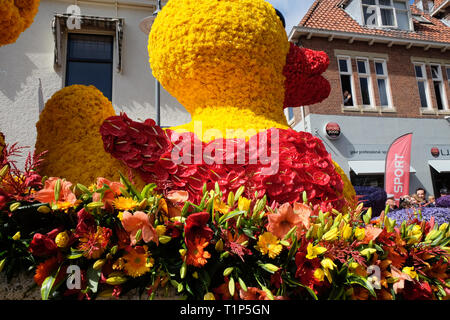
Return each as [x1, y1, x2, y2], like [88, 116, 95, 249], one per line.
[287, 0, 450, 197]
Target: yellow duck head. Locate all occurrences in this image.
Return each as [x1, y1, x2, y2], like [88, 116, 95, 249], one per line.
[148, 0, 290, 140]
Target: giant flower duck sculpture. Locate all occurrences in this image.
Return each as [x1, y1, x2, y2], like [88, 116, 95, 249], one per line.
[100, 0, 354, 211]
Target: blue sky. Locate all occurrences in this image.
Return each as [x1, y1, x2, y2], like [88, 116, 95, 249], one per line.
[266, 0, 416, 35]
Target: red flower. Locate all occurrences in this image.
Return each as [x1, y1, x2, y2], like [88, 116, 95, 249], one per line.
[29, 232, 58, 257]
[100, 115, 346, 212]
[184, 212, 213, 244]
[283, 43, 331, 108]
[75, 208, 96, 236]
[0, 189, 8, 210]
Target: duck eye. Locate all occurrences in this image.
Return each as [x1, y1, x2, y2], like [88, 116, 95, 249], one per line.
[274, 8, 286, 28]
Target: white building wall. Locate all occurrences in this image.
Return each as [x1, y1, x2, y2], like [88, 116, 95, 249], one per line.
[0, 0, 190, 165]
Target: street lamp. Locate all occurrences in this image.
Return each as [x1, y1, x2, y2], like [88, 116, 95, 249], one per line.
[139, 0, 162, 126]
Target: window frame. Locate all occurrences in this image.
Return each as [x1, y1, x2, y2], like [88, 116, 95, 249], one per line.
[284, 107, 295, 125]
[373, 59, 393, 109]
[65, 32, 114, 101]
[337, 55, 358, 108]
[414, 63, 432, 110]
[445, 65, 450, 87]
[356, 57, 375, 109]
[430, 64, 449, 111]
[361, 0, 412, 30]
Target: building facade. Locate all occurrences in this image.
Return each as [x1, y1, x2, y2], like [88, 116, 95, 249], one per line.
[0, 0, 191, 162]
[288, 0, 450, 197]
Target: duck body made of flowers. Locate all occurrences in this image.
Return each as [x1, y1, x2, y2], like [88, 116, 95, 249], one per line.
[100, 0, 352, 210]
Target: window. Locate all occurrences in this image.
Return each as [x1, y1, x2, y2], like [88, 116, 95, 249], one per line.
[285, 107, 295, 123]
[338, 57, 356, 107]
[374, 59, 392, 108]
[430, 64, 448, 111]
[66, 34, 113, 100]
[362, 0, 411, 30]
[356, 58, 374, 107]
[414, 63, 431, 109]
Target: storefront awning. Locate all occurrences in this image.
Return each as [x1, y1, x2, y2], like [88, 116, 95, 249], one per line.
[428, 160, 450, 173]
[348, 161, 416, 175]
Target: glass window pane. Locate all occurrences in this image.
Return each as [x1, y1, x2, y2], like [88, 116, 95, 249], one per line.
[288, 107, 294, 120]
[66, 62, 113, 100]
[431, 65, 440, 79]
[357, 60, 367, 74]
[375, 62, 385, 75]
[379, 0, 392, 6]
[394, 1, 407, 9]
[362, 0, 376, 4]
[417, 81, 428, 108]
[377, 79, 389, 106]
[360, 77, 371, 105]
[396, 11, 409, 30]
[339, 59, 348, 73]
[415, 65, 423, 78]
[340, 75, 354, 106]
[68, 34, 113, 61]
[434, 81, 444, 110]
[380, 8, 395, 25]
[446, 68, 450, 80]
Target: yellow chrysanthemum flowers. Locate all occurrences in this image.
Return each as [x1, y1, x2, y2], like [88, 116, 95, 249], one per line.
[0, 0, 40, 46]
[148, 0, 290, 140]
[35, 85, 133, 186]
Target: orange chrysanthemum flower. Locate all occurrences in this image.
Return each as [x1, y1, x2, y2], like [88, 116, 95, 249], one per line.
[123, 246, 154, 278]
[113, 197, 138, 211]
[186, 237, 211, 268]
[34, 256, 59, 286]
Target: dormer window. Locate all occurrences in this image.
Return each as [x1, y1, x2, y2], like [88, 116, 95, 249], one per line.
[361, 0, 411, 30]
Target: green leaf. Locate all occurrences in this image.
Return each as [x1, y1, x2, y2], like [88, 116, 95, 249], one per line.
[41, 266, 61, 300]
[218, 210, 245, 225]
[140, 184, 156, 199]
[242, 228, 256, 240]
[119, 171, 143, 201]
[346, 275, 377, 298]
[87, 266, 101, 294]
[285, 278, 318, 300]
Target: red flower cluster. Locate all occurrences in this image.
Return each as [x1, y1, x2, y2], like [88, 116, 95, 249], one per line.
[100, 112, 171, 170]
[100, 114, 345, 210]
[283, 43, 331, 108]
[29, 228, 61, 257]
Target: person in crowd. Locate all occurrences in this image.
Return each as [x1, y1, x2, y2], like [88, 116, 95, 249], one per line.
[410, 195, 420, 208]
[415, 188, 428, 206]
[427, 195, 436, 207]
[385, 197, 398, 211]
[399, 195, 412, 209]
[440, 187, 448, 197]
[380, 197, 398, 216]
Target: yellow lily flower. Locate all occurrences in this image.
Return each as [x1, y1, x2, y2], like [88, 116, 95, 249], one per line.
[238, 197, 251, 212]
[12, 231, 21, 241]
[313, 268, 325, 282]
[402, 266, 418, 280]
[322, 227, 338, 241]
[321, 258, 336, 270]
[354, 227, 365, 241]
[306, 242, 327, 259]
[342, 224, 352, 240]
